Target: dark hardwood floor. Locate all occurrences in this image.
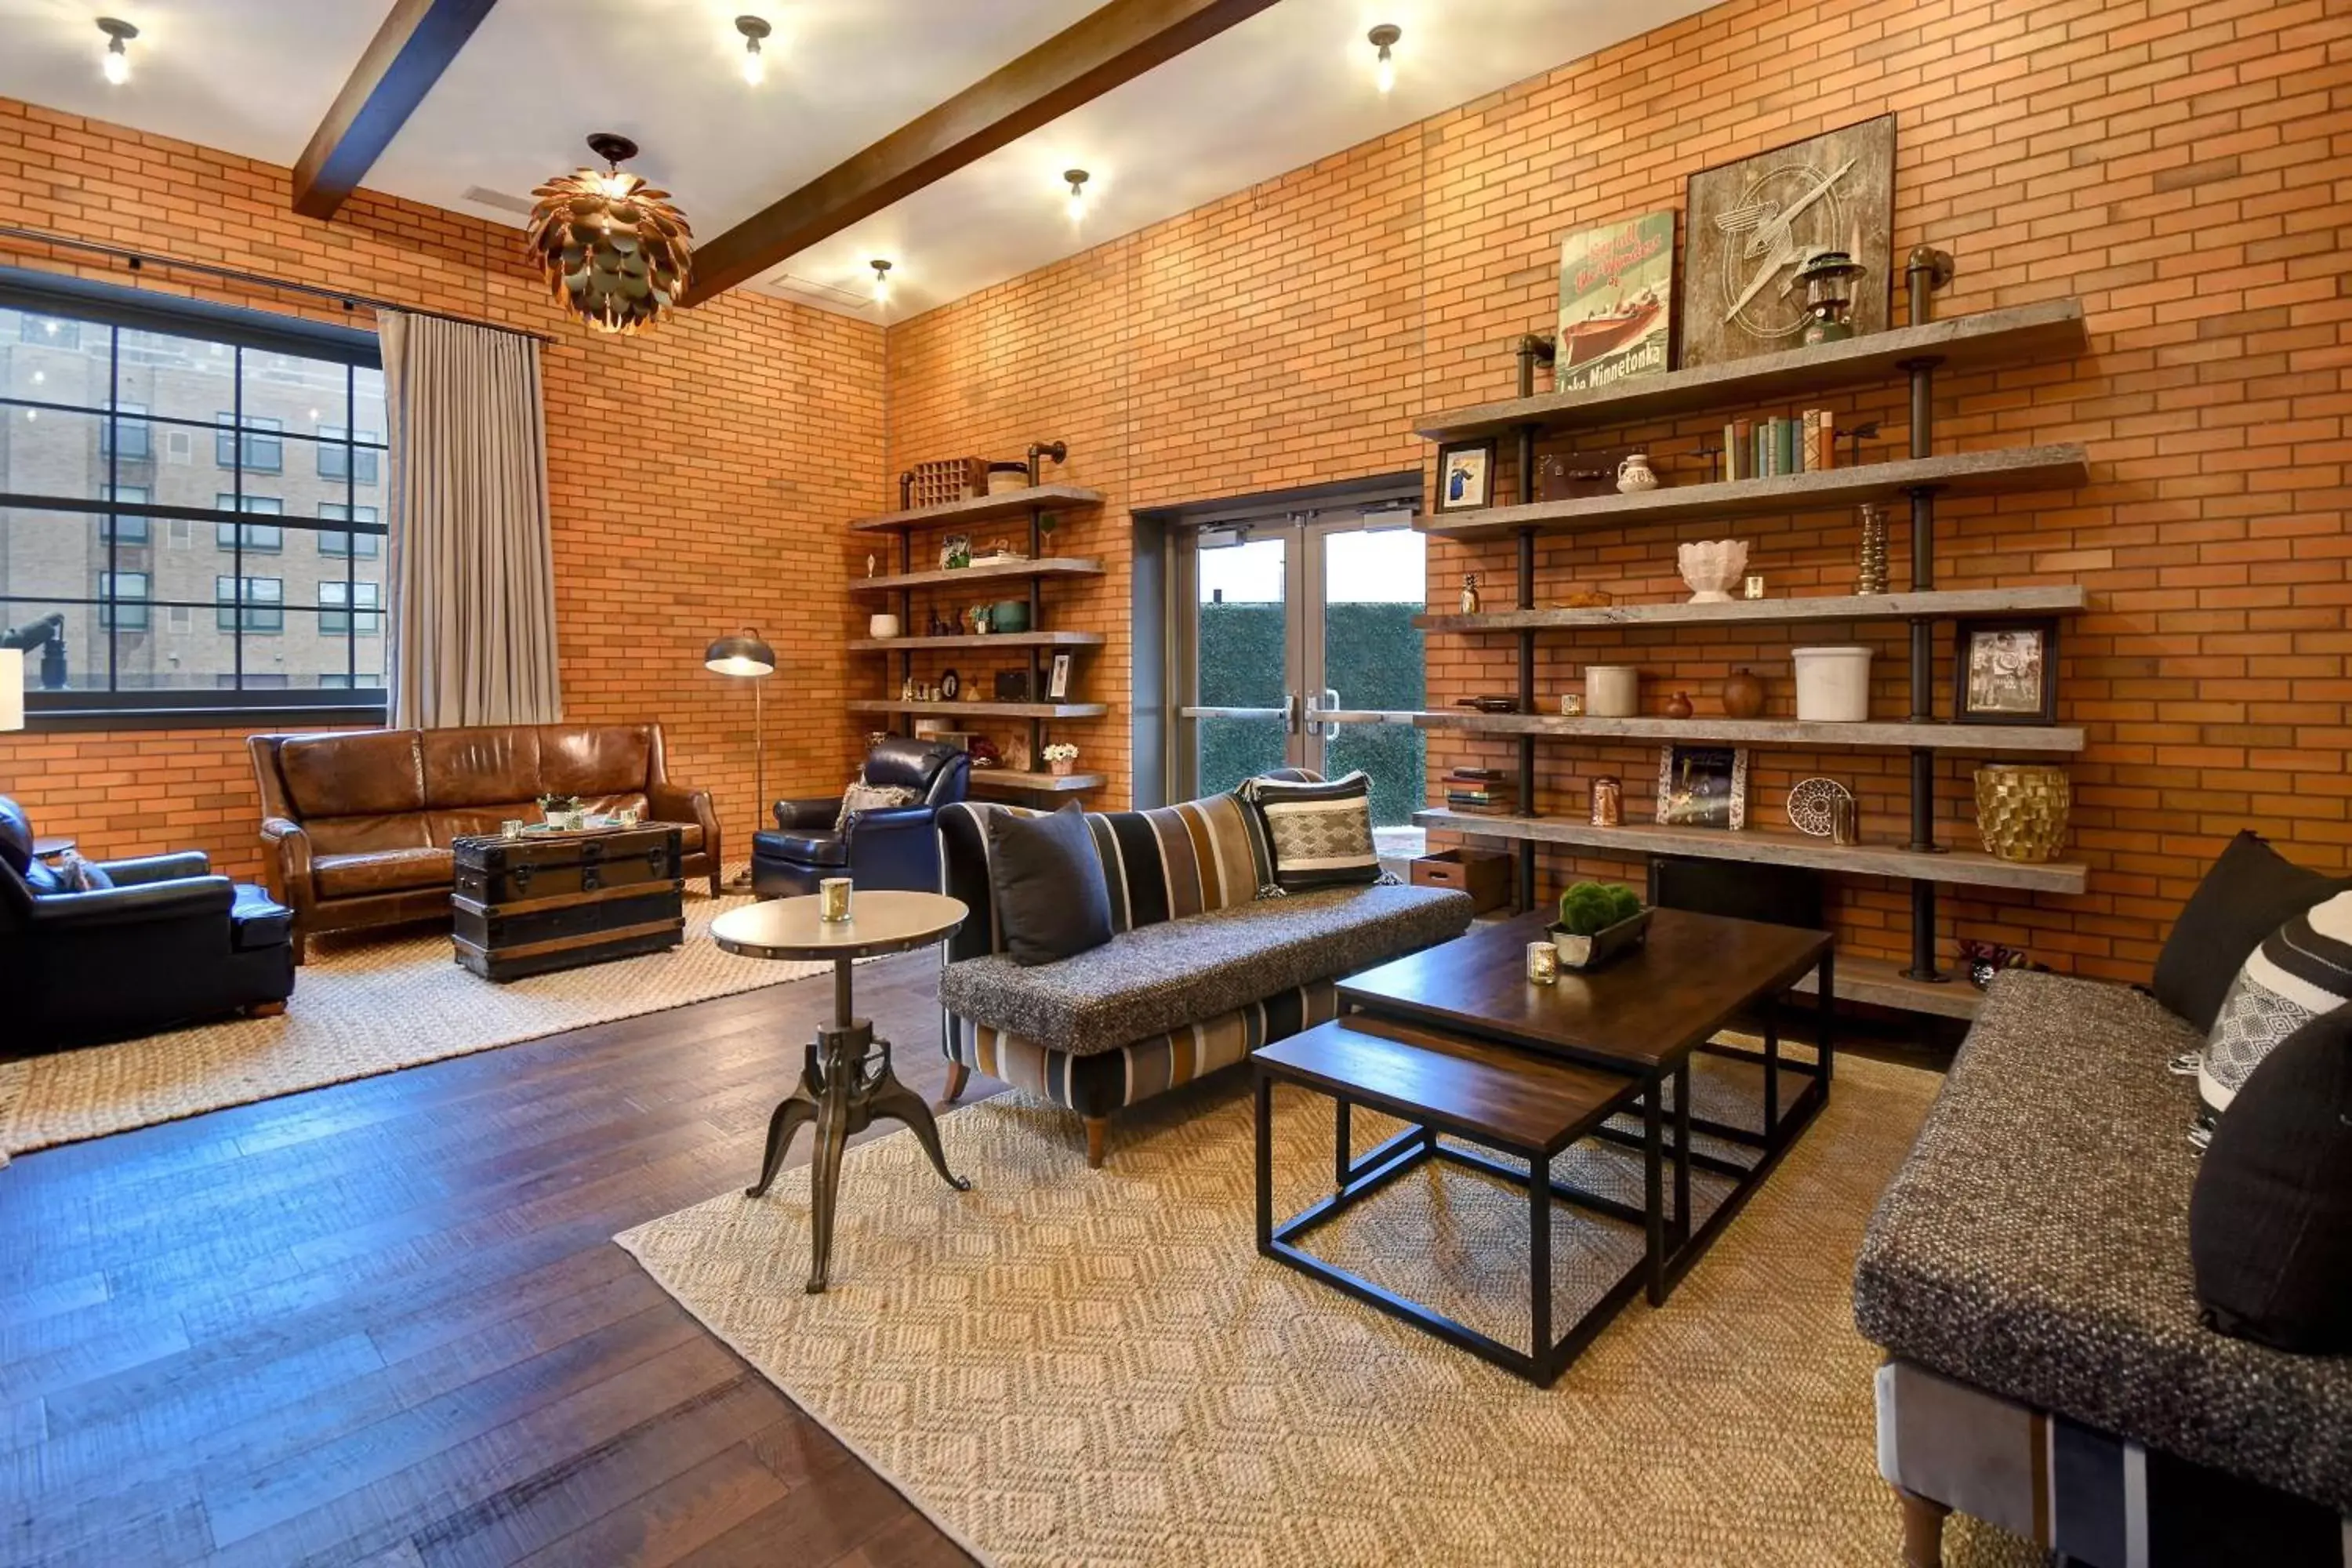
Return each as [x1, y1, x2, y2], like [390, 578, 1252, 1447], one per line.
[0, 953, 996, 1568]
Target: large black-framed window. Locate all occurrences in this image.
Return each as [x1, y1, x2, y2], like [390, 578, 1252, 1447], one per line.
[1, 272, 388, 725]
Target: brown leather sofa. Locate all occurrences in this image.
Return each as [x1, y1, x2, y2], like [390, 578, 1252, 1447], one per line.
[249, 723, 720, 961]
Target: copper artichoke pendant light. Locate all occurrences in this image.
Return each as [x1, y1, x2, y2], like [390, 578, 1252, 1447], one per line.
[524, 133, 692, 336]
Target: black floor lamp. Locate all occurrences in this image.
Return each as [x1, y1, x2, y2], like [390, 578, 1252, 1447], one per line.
[704, 629, 775, 891]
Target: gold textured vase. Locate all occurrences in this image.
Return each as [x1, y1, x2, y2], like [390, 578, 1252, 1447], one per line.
[1973, 765, 2071, 863]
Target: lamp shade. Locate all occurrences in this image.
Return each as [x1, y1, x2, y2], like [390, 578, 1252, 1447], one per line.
[0, 647, 22, 731]
[703, 630, 775, 679]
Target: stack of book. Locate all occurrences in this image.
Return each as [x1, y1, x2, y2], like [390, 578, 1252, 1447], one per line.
[1443, 768, 1517, 815]
[1720, 410, 1838, 481]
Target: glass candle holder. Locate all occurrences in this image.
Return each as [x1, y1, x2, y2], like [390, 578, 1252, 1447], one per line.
[1526, 941, 1560, 985]
[1744, 574, 1766, 600]
[1590, 776, 1623, 827]
[1559, 691, 1584, 718]
[500, 819, 524, 840]
[818, 877, 853, 923]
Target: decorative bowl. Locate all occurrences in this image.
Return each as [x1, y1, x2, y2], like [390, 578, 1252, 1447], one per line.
[1547, 908, 1653, 971]
[1678, 539, 1750, 604]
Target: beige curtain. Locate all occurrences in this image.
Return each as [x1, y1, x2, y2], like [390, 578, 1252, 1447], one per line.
[379, 310, 562, 729]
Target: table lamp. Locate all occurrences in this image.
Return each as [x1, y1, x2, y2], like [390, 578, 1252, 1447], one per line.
[703, 629, 775, 890]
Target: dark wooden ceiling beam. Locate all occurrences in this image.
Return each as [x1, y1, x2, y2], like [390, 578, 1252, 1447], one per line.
[682, 0, 1284, 305]
[292, 0, 501, 221]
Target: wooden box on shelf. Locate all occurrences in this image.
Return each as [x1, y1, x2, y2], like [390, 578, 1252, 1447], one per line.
[1409, 848, 1512, 914]
[902, 458, 988, 510]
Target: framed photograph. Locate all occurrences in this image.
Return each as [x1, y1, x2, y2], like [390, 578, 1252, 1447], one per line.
[1435, 439, 1496, 512]
[1680, 114, 1896, 367]
[1656, 745, 1748, 830]
[1557, 210, 1675, 394]
[1046, 652, 1073, 702]
[1953, 619, 2058, 724]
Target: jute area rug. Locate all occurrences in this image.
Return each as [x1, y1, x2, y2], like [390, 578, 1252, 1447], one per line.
[619, 1052, 2036, 1567]
[0, 886, 831, 1167]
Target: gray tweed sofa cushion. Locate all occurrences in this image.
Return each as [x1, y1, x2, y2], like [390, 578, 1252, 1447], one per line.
[1853, 971, 2352, 1511]
[938, 884, 1473, 1055]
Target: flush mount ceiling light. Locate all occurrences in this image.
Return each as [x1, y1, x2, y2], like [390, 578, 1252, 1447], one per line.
[869, 258, 893, 307]
[1367, 24, 1400, 94]
[1064, 169, 1090, 225]
[524, 133, 694, 335]
[96, 17, 137, 86]
[735, 15, 771, 86]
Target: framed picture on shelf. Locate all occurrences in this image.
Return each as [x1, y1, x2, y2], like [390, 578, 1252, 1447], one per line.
[1047, 652, 1073, 702]
[1952, 619, 2058, 724]
[1557, 209, 1675, 394]
[1680, 114, 1896, 367]
[1435, 439, 1496, 512]
[1656, 745, 1748, 830]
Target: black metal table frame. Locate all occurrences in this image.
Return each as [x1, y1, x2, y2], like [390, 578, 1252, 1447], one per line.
[1254, 949, 1834, 1385]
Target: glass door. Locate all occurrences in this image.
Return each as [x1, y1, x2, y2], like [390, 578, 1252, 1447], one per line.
[1175, 509, 1427, 850]
[1184, 526, 1299, 795]
[1306, 520, 1427, 856]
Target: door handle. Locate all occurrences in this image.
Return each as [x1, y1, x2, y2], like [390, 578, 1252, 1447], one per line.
[1285, 691, 1301, 736]
[1308, 688, 1341, 739]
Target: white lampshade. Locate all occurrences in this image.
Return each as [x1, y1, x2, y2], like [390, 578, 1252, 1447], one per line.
[0, 648, 21, 731]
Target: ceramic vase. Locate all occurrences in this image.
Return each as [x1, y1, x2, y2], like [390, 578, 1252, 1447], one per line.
[1050, 757, 1076, 777]
[1615, 452, 1660, 493]
[1664, 691, 1693, 720]
[1721, 668, 1766, 719]
[1974, 765, 2071, 862]
[868, 612, 900, 640]
[1677, 539, 1749, 603]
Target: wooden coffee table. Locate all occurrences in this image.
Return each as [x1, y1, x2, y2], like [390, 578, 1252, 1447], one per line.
[1254, 908, 1832, 1384]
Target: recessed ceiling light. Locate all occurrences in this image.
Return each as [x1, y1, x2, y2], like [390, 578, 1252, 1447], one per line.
[736, 15, 771, 86]
[1064, 169, 1091, 226]
[1367, 24, 1400, 95]
[97, 17, 138, 87]
[869, 259, 893, 307]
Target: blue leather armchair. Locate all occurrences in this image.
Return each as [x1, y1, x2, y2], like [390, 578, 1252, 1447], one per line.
[750, 737, 970, 899]
[1, 797, 297, 1049]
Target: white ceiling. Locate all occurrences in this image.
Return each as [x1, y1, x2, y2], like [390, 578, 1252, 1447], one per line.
[0, 0, 1713, 321]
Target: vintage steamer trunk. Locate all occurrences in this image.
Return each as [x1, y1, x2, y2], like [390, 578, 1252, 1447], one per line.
[451, 825, 684, 982]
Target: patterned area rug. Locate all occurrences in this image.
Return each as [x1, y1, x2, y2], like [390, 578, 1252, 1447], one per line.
[0, 887, 829, 1166]
[619, 1052, 2036, 1566]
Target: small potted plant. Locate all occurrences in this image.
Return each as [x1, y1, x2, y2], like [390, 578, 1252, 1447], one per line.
[1043, 742, 1080, 778]
[537, 793, 585, 831]
[1550, 880, 1651, 971]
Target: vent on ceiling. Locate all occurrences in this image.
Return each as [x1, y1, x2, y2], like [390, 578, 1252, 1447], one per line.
[760, 272, 881, 311]
[462, 186, 537, 217]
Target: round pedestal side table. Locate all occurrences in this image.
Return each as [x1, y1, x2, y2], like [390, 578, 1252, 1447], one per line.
[710, 890, 971, 1294]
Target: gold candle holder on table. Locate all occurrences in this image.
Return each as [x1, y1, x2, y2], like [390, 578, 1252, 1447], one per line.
[1526, 941, 1560, 985]
[818, 877, 853, 922]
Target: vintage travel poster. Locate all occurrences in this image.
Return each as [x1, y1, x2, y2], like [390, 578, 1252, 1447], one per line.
[1556, 211, 1675, 394]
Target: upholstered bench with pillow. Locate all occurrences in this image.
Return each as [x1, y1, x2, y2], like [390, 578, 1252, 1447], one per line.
[1854, 832, 2352, 1566]
[935, 776, 1474, 1167]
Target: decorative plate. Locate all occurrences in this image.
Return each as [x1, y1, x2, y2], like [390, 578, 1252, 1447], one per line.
[1787, 776, 1854, 838]
[940, 668, 961, 701]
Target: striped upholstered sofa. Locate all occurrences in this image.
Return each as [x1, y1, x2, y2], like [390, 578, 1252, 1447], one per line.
[1854, 972, 2351, 1565]
[934, 779, 1474, 1167]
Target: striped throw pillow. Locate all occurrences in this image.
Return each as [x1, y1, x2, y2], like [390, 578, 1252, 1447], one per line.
[1240, 771, 1388, 894]
[2195, 891, 2352, 1146]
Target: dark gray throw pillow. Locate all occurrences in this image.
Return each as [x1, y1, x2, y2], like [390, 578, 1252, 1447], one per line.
[2189, 1008, 2352, 1352]
[987, 802, 1112, 967]
[2151, 831, 2345, 1032]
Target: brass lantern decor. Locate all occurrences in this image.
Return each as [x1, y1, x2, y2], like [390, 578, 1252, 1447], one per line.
[524, 134, 691, 335]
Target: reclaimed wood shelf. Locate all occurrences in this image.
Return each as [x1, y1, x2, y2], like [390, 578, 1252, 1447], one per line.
[1791, 956, 1983, 1021]
[1417, 446, 2089, 540]
[1416, 300, 2089, 441]
[1411, 808, 2087, 895]
[966, 769, 1107, 796]
[1414, 711, 2085, 753]
[1414, 586, 2089, 634]
[850, 484, 1105, 532]
[846, 699, 1108, 720]
[848, 630, 1106, 653]
[849, 557, 1104, 594]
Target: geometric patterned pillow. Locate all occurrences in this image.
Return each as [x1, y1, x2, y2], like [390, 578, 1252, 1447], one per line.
[836, 778, 922, 832]
[2194, 891, 2352, 1146]
[1239, 770, 1392, 894]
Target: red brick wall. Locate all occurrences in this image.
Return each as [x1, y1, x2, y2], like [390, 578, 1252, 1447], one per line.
[883, 0, 2350, 982]
[0, 98, 885, 880]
